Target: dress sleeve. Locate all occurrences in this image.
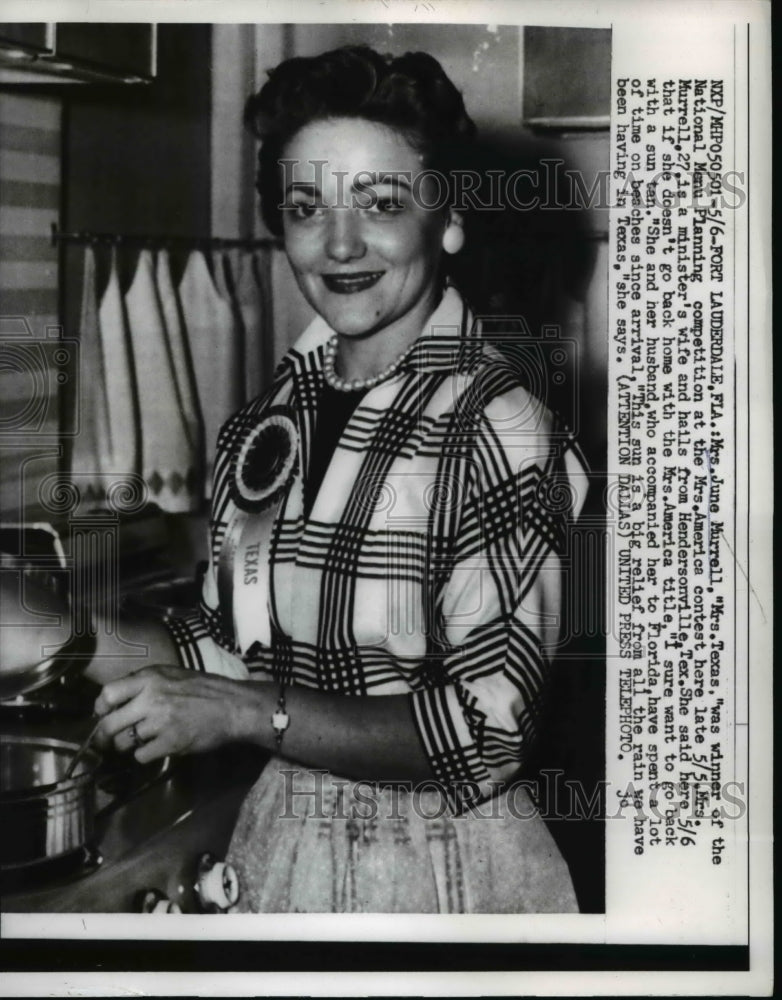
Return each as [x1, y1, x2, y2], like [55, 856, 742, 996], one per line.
[161, 555, 249, 679]
[408, 387, 589, 809]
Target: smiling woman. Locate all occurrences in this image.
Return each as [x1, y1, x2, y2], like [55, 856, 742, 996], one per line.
[280, 117, 459, 380]
[88, 45, 591, 914]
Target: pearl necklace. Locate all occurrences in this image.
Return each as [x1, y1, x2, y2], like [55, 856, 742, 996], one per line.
[322, 334, 417, 392]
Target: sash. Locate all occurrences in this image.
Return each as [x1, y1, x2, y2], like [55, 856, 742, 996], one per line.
[217, 504, 277, 655]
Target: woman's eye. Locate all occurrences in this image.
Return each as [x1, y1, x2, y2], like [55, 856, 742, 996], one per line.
[367, 197, 405, 215]
[287, 203, 322, 221]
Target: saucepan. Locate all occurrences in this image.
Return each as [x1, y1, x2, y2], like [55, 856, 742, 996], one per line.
[0, 733, 102, 870]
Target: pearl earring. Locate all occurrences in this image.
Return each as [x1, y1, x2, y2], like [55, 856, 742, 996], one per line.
[442, 223, 465, 255]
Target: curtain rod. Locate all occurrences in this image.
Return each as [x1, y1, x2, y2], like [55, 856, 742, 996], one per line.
[51, 224, 281, 250]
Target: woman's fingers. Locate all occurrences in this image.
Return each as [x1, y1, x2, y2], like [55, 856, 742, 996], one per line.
[93, 663, 238, 761]
[94, 671, 149, 754]
[99, 701, 167, 755]
[110, 723, 143, 754]
[95, 708, 152, 755]
[94, 664, 176, 755]
[132, 733, 170, 765]
[96, 696, 144, 742]
[94, 669, 148, 717]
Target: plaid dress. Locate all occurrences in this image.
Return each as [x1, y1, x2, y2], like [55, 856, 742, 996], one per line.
[165, 286, 589, 912]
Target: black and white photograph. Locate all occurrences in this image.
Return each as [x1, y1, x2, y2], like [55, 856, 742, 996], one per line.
[0, 2, 772, 997]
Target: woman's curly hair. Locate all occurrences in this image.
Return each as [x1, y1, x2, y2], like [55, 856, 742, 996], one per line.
[244, 45, 477, 235]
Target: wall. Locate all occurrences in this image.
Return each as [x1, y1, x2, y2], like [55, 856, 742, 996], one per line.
[0, 91, 63, 517]
[292, 22, 523, 133]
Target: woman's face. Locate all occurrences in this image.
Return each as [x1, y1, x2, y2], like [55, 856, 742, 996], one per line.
[280, 117, 449, 348]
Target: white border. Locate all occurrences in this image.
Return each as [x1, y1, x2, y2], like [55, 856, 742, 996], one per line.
[0, 0, 772, 995]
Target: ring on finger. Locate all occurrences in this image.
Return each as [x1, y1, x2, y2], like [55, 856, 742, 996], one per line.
[128, 723, 144, 750]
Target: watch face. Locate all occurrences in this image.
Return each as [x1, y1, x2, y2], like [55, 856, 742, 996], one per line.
[272, 710, 290, 730]
[230, 409, 299, 513]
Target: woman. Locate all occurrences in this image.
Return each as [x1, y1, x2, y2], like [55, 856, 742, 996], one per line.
[90, 46, 588, 913]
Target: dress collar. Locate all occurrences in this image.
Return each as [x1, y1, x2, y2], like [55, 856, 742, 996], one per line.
[288, 285, 472, 363]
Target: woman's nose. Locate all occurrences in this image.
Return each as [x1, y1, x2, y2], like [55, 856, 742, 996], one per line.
[324, 210, 366, 262]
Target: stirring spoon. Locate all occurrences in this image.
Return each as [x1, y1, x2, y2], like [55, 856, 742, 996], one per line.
[62, 716, 102, 782]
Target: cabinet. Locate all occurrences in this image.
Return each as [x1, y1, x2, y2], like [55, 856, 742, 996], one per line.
[0, 23, 156, 83]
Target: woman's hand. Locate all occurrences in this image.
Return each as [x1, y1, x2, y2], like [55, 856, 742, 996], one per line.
[95, 664, 433, 782]
[94, 663, 243, 764]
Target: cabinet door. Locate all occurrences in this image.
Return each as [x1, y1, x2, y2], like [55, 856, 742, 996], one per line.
[523, 26, 611, 126]
[54, 23, 155, 79]
[0, 23, 52, 53]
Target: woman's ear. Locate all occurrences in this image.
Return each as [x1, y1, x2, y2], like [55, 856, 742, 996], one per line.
[441, 211, 465, 255]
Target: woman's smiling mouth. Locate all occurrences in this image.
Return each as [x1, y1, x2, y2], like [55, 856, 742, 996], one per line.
[321, 271, 385, 294]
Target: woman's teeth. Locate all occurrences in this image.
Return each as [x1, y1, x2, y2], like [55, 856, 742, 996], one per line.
[322, 272, 384, 294]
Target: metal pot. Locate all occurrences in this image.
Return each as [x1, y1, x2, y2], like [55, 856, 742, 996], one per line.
[0, 734, 101, 870]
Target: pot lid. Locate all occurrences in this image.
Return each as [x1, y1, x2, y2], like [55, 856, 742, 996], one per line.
[0, 632, 96, 702]
[0, 568, 93, 700]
